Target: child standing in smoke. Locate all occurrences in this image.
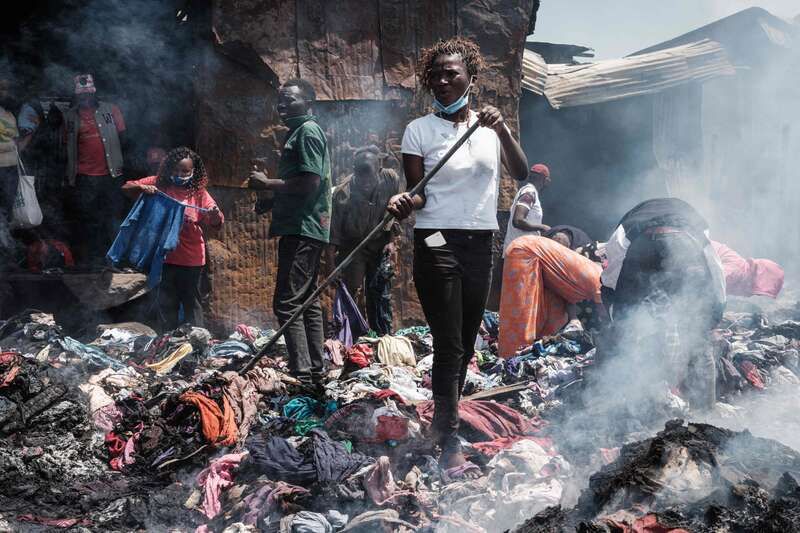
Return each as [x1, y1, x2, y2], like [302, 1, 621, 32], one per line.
[122, 147, 223, 331]
[387, 37, 529, 468]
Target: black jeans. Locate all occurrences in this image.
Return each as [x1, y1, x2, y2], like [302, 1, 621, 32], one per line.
[274, 235, 326, 384]
[610, 232, 717, 410]
[72, 174, 125, 265]
[337, 234, 391, 334]
[158, 264, 204, 331]
[414, 229, 493, 452]
[0, 165, 18, 222]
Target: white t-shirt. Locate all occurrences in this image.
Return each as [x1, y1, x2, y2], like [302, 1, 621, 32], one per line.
[502, 183, 543, 256]
[400, 111, 501, 230]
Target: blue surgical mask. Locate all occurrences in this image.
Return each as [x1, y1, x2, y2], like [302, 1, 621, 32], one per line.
[171, 173, 193, 187]
[432, 82, 472, 115]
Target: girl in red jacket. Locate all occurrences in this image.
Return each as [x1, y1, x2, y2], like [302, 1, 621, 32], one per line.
[123, 147, 223, 330]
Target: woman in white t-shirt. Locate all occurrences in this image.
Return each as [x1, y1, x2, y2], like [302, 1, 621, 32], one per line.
[387, 37, 529, 468]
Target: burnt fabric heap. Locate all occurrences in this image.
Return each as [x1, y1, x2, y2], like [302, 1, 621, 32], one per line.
[0, 295, 799, 532]
[515, 420, 800, 533]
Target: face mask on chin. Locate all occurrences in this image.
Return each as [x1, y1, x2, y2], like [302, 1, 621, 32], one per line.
[432, 78, 474, 115]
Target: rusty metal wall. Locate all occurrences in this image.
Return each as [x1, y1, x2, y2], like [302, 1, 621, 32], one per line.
[198, 0, 538, 332]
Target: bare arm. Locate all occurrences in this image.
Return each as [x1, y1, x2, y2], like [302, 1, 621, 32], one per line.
[121, 180, 157, 199]
[386, 154, 426, 219]
[511, 203, 550, 232]
[249, 171, 321, 195]
[478, 106, 528, 180]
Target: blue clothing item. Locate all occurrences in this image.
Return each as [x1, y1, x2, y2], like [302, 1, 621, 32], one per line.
[333, 281, 369, 348]
[107, 193, 185, 288]
[60, 337, 126, 370]
[208, 340, 253, 359]
[283, 396, 320, 420]
[483, 311, 499, 338]
[432, 83, 472, 114]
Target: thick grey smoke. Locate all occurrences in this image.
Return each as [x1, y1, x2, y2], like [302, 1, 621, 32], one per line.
[9, 0, 199, 166]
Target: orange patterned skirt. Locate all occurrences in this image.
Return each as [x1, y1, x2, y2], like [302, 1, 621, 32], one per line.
[498, 236, 602, 357]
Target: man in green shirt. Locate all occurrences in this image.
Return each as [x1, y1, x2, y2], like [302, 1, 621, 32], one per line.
[249, 78, 332, 388]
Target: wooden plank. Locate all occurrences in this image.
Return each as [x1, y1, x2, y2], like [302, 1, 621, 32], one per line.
[465, 379, 536, 400]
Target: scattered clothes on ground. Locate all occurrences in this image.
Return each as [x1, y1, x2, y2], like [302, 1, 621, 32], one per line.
[0, 298, 798, 532]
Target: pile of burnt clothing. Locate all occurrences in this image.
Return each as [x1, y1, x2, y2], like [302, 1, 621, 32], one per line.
[0, 308, 579, 532]
[0, 310, 62, 357]
[184, 394, 563, 532]
[715, 312, 800, 397]
[0, 350, 137, 529]
[515, 419, 800, 533]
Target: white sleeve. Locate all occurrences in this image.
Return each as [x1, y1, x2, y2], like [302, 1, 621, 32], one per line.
[600, 225, 630, 290]
[400, 120, 423, 156]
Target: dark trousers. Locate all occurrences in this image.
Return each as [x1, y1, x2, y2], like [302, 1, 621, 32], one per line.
[337, 234, 391, 334]
[274, 235, 326, 384]
[610, 232, 717, 410]
[413, 229, 493, 451]
[71, 174, 125, 265]
[158, 264, 204, 331]
[366, 249, 394, 335]
[0, 165, 18, 222]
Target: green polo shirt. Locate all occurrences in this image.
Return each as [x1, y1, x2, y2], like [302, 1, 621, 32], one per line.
[270, 116, 332, 242]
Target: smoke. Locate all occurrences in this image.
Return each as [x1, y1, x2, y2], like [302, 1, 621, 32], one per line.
[7, 0, 200, 170]
[701, 383, 800, 451]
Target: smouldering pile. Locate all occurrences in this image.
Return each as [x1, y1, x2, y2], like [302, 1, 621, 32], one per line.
[0, 301, 799, 532]
[0, 309, 592, 532]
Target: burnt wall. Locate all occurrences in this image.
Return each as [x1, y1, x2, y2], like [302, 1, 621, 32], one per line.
[197, 0, 539, 332]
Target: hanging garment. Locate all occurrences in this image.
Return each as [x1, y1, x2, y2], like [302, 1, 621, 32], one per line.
[107, 193, 185, 287]
[333, 281, 369, 348]
[499, 236, 602, 357]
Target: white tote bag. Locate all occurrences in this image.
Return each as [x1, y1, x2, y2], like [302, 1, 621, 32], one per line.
[11, 152, 43, 229]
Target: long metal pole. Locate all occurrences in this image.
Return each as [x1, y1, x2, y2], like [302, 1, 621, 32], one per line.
[239, 120, 481, 374]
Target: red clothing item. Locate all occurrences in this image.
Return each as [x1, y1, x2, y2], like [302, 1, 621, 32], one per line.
[128, 176, 223, 266]
[346, 344, 373, 368]
[711, 240, 784, 298]
[77, 105, 125, 176]
[416, 399, 539, 440]
[26, 239, 75, 273]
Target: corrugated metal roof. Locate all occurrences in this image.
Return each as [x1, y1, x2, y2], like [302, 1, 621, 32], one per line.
[522, 40, 736, 109]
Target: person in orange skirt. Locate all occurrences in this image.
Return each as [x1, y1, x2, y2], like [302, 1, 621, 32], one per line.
[498, 235, 603, 358]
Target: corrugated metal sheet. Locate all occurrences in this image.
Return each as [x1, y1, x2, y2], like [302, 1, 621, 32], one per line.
[522, 40, 736, 109]
[198, 0, 539, 332]
[521, 49, 548, 95]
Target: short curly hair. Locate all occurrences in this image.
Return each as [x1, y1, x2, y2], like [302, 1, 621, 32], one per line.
[157, 146, 209, 193]
[417, 36, 485, 92]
